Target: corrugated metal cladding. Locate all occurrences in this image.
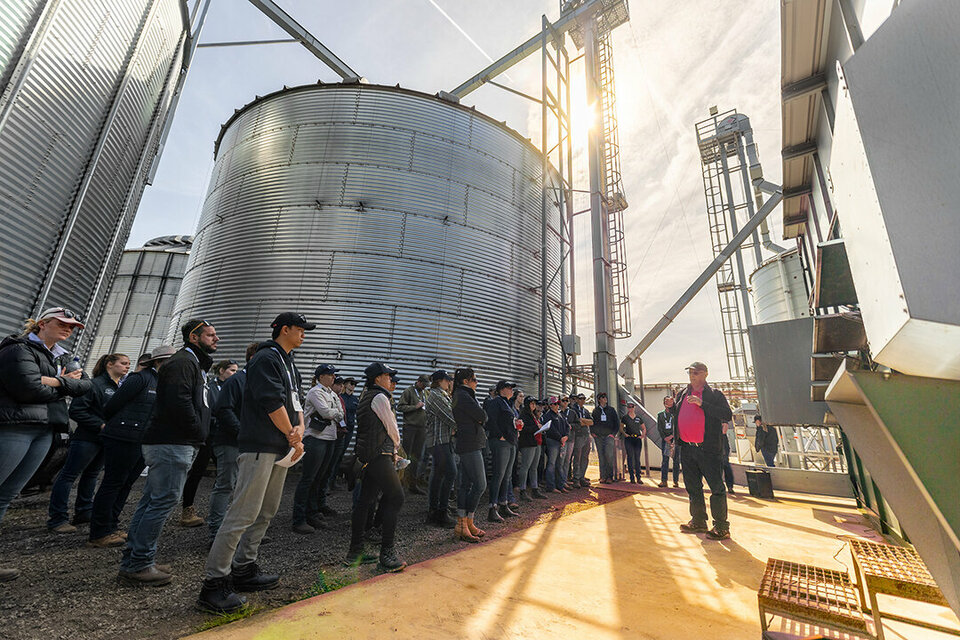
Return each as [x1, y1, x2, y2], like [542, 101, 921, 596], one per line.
[0, 0, 187, 355]
[87, 235, 191, 364]
[172, 83, 565, 393]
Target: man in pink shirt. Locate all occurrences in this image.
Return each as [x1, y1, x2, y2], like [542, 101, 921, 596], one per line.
[669, 362, 733, 540]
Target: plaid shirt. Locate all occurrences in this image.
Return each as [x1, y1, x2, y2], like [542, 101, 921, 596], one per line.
[424, 387, 456, 448]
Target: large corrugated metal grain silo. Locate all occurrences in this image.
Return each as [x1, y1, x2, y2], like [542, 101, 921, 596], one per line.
[171, 82, 564, 391]
[87, 235, 191, 363]
[0, 0, 189, 353]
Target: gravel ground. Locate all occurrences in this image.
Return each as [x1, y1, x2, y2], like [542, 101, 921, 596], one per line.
[0, 459, 633, 639]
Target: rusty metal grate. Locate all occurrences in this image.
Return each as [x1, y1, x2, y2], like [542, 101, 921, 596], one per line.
[759, 559, 869, 634]
[848, 539, 937, 588]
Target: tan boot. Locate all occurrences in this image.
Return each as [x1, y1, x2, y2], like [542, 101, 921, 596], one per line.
[455, 517, 479, 543]
[466, 517, 485, 538]
[179, 506, 204, 528]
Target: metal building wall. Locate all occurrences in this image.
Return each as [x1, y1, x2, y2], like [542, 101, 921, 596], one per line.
[172, 83, 565, 391]
[87, 235, 191, 364]
[0, 0, 188, 354]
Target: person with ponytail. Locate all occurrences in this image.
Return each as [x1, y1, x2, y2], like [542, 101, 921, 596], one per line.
[48, 351, 130, 533]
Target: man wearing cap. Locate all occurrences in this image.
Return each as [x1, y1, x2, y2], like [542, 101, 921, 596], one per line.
[541, 396, 570, 493]
[485, 380, 520, 522]
[197, 313, 311, 613]
[670, 361, 733, 540]
[397, 374, 430, 495]
[349, 362, 406, 573]
[291, 363, 342, 534]
[591, 392, 619, 483]
[569, 394, 594, 488]
[424, 369, 456, 528]
[119, 318, 218, 587]
[556, 396, 576, 489]
[657, 395, 681, 488]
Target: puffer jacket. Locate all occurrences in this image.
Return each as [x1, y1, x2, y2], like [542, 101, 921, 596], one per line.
[102, 368, 159, 443]
[0, 335, 91, 429]
[451, 385, 486, 454]
[68, 373, 118, 441]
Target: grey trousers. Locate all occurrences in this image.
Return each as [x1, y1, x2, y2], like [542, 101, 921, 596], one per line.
[205, 452, 287, 580]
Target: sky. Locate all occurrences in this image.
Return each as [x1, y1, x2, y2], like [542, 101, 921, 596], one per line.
[129, 0, 786, 384]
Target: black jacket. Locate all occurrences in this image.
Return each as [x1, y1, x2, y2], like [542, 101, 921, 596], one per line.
[656, 409, 675, 441]
[755, 425, 779, 454]
[518, 409, 540, 448]
[451, 385, 486, 454]
[212, 369, 246, 447]
[142, 346, 213, 446]
[102, 368, 158, 443]
[621, 413, 644, 438]
[485, 395, 518, 444]
[543, 408, 570, 441]
[669, 384, 733, 452]
[591, 405, 618, 437]
[68, 373, 119, 441]
[0, 336, 91, 429]
[238, 341, 302, 456]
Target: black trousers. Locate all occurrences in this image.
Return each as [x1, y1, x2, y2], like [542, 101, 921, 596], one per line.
[721, 435, 734, 490]
[351, 455, 404, 550]
[401, 426, 426, 486]
[680, 443, 728, 531]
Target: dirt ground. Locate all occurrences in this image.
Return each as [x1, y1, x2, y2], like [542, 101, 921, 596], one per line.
[0, 460, 634, 639]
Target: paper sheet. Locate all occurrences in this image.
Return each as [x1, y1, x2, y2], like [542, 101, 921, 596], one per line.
[535, 420, 552, 435]
[274, 447, 303, 468]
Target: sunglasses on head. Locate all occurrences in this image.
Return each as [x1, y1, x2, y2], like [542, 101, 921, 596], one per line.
[48, 307, 82, 322]
[190, 320, 210, 335]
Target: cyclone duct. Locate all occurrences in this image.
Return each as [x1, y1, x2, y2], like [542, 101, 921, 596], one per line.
[0, 0, 189, 353]
[172, 83, 565, 391]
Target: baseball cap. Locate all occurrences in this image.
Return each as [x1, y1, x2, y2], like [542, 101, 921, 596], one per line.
[270, 312, 316, 332]
[364, 362, 398, 379]
[495, 380, 517, 392]
[314, 363, 338, 378]
[39, 307, 84, 328]
[417, 374, 431, 385]
[548, 396, 559, 405]
[685, 361, 708, 372]
[431, 369, 453, 382]
[343, 377, 357, 385]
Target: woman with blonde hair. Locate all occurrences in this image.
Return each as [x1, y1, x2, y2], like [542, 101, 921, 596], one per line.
[0, 308, 91, 581]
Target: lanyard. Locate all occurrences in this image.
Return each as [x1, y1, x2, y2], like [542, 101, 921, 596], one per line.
[269, 347, 295, 392]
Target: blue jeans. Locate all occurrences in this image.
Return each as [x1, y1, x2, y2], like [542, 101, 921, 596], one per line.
[292, 437, 337, 526]
[571, 429, 591, 482]
[761, 449, 777, 467]
[0, 425, 53, 523]
[594, 435, 617, 481]
[428, 442, 457, 512]
[120, 444, 197, 573]
[516, 446, 540, 490]
[489, 439, 516, 506]
[207, 444, 239, 542]
[660, 440, 681, 484]
[48, 437, 103, 528]
[543, 439, 565, 490]
[90, 438, 143, 540]
[457, 449, 486, 517]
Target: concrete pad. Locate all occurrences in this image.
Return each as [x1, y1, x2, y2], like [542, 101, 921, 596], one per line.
[190, 489, 960, 639]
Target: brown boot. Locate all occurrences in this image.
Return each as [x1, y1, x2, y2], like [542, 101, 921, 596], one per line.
[466, 517, 485, 538]
[180, 506, 204, 528]
[455, 517, 479, 543]
[87, 533, 125, 548]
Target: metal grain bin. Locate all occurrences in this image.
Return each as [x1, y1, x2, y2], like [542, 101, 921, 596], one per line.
[749, 248, 809, 324]
[0, 0, 189, 354]
[87, 235, 191, 363]
[171, 83, 565, 391]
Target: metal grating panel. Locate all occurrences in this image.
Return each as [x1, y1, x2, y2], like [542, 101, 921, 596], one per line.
[758, 558, 868, 633]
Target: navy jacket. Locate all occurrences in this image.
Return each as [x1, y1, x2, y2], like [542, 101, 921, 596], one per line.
[518, 409, 540, 448]
[212, 369, 246, 447]
[543, 409, 570, 441]
[142, 346, 212, 446]
[103, 368, 159, 443]
[238, 341, 302, 456]
[68, 373, 119, 441]
[485, 395, 518, 444]
[341, 392, 358, 431]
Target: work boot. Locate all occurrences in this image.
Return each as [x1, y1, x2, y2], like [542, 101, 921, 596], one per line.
[487, 507, 504, 523]
[435, 510, 456, 529]
[155, 563, 174, 575]
[49, 522, 77, 534]
[306, 515, 328, 530]
[344, 546, 378, 566]
[117, 531, 128, 540]
[658, 482, 668, 488]
[454, 517, 479, 543]
[196, 576, 246, 614]
[71, 512, 91, 526]
[0, 567, 20, 582]
[117, 565, 173, 587]
[673, 481, 680, 488]
[498, 504, 519, 518]
[230, 562, 279, 592]
[518, 489, 532, 502]
[319, 505, 338, 517]
[727, 486, 736, 495]
[705, 527, 731, 541]
[378, 547, 407, 573]
[292, 522, 315, 535]
[86, 533, 125, 548]
[531, 488, 546, 499]
[465, 517, 485, 538]
[180, 506, 204, 528]
[679, 520, 709, 534]
[579, 479, 591, 488]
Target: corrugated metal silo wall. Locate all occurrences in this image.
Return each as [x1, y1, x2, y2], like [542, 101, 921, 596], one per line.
[0, 0, 187, 354]
[171, 84, 565, 395]
[88, 245, 189, 364]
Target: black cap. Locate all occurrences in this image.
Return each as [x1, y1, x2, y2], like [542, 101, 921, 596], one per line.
[271, 312, 316, 331]
[364, 362, 398, 380]
[314, 363, 338, 378]
[431, 369, 453, 382]
[343, 377, 357, 385]
[495, 380, 517, 392]
[334, 376, 344, 385]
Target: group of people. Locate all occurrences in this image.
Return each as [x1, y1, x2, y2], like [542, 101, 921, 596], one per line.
[0, 305, 773, 615]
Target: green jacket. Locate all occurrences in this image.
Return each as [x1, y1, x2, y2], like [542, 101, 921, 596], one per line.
[398, 384, 427, 429]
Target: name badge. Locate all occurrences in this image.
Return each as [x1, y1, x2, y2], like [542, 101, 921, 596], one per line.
[600, 413, 607, 421]
[291, 391, 302, 412]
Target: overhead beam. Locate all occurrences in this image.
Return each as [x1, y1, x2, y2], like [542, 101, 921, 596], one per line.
[247, 0, 359, 80]
[782, 73, 827, 103]
[450, 0, 603, 98]
[782, 141, 818, 161]
[783, 185, 813, 200]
